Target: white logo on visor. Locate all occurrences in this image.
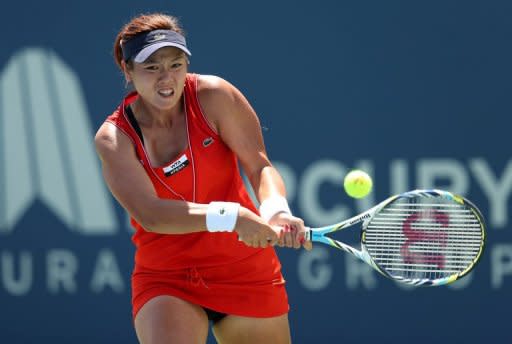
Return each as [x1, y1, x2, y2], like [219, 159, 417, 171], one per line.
[149, 33, 167, 42]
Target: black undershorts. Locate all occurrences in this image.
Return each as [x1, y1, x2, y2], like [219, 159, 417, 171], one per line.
[204, 307, 227, 323]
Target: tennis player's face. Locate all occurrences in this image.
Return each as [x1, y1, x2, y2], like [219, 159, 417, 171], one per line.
[129, 47, 188, 111]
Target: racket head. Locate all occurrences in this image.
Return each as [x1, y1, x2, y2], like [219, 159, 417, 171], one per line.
[361, 189, 486, 286]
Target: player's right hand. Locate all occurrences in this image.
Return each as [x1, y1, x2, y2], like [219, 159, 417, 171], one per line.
[269, 212, 313, 251]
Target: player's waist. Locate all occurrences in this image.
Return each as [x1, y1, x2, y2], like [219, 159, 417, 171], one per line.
[133, 231, 265, 270]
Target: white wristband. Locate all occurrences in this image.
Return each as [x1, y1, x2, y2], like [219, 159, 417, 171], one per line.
[259, 195, 291, 222]
[206, 202, 240, 232]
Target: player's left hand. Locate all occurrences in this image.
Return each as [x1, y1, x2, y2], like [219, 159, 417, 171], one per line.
[268, 212, 313, 251]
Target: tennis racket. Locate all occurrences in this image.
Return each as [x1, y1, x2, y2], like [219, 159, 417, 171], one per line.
[305, 189, 486, 286]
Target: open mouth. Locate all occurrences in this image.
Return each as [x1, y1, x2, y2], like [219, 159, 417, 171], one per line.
[157, 89, 174, 97]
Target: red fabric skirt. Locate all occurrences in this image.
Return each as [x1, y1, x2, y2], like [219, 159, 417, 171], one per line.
[131, 247, 289, 319]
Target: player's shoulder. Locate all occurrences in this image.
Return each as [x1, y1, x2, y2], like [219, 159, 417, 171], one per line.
[94, 120, 131, 157]
[196, 74, 229, 89]
[196, 74, 238, 101]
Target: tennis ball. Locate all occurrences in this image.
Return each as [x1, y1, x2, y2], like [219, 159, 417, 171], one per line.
[344, 170, 373, 199]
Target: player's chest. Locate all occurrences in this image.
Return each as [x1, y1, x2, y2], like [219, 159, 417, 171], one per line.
[143, 125, 188, 168]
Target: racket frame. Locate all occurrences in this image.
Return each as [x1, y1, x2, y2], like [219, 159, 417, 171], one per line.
[305, 189, 486, 286]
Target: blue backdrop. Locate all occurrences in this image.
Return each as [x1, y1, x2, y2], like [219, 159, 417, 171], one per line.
[1, 1, 510, 343]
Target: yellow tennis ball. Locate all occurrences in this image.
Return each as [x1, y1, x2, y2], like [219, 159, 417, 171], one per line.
[344, 170, 373, 199]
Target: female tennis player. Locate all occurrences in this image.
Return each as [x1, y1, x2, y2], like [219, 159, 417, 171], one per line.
[95, 12, 311, 344]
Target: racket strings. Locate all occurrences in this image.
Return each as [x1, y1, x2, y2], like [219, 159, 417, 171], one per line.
[364, 198, 483, 281]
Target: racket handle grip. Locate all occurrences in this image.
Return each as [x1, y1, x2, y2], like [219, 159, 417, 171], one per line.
[304, 227, 311, 241]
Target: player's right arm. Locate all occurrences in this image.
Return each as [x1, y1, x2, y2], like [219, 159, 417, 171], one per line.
[94, 122, 278, 246]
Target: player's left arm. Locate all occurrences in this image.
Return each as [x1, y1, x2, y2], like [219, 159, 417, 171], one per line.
[196, 75, 311, 250]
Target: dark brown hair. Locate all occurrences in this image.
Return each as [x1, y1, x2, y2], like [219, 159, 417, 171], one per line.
[113, 13, 185, 70]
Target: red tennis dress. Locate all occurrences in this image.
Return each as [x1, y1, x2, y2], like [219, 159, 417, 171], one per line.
[105, 73, 288, 319]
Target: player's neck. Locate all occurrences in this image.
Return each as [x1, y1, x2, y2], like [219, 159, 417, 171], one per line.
[131, 98, 184, 128]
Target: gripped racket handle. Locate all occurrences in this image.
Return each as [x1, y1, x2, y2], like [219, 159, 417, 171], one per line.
[304, 227, 312, 241]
